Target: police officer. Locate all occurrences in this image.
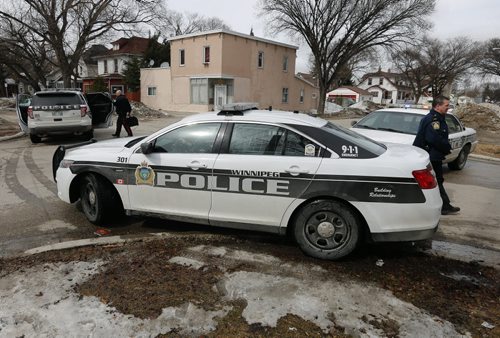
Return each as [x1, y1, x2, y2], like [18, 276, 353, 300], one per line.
[112, 90, 133, 137]
[413, 95, 460, 215]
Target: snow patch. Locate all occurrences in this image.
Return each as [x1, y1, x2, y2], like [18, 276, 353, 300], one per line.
[168, 256, 205, 270]
[37, 220, 77, 232]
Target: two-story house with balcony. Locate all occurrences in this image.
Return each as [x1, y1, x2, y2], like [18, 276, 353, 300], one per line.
[140, 29, 319, 112]
[92, 36, 149, 98]
[358, 69, 415, 105]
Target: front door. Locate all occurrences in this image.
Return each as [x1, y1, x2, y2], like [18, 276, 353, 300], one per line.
[214, 85, 227, 110]
[127, 122, 223, 222]
[16, 94, 31, 133]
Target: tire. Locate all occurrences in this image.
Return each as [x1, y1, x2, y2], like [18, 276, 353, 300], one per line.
[293, 200, 360, 260]
[80, 173, 122, 224]
[29, 134, 41, 143]
[448, 146, 470, 170]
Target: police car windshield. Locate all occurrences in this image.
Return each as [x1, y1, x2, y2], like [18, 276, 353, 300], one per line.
[354, 111, 424, 135]
[321, 122, 386, 155]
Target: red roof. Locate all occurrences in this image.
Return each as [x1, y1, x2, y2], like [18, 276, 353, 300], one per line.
[98, 37, 150, 57]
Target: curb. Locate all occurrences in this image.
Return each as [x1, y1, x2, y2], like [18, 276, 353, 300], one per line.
[0, 131, 25, 142]
[469, 153, 500, 162]
[23, 233, 172, 256]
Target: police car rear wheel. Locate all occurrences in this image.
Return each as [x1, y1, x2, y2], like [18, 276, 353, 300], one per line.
[293, 200, 360, 260]
[80, 174, 115, 224]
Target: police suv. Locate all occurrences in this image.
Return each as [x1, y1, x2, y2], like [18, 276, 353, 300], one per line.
[53, 104, 441, 260]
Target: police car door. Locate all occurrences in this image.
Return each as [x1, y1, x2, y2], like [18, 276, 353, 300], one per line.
[209, 122, 323, 231]
[446, 114, 467, 160]
[16, 94, 31, 133]
[128, 122, 223, 222]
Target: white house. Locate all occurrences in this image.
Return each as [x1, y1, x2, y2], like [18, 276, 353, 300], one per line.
[358, 69, 414, 105]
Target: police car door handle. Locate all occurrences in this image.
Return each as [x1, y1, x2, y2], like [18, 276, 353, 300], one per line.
[187, 161, 207, 170]
[285, 166, 309, 176]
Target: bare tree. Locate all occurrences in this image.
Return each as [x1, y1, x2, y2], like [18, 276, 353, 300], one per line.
[156, 10, 230, 37]
[0, 0, 163, 88]
[478, 38, 500, 78]
[261, 0, 434, 114]
[391, 46, 428, 104]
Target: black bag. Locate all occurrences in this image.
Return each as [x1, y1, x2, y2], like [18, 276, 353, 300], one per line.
[126, 116, 139, 127]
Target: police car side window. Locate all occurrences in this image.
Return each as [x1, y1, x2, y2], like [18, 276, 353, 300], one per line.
[277, 130, 321, 157]
[229, 124, 285, 155]
[153, 123, 221, 153]
[445, 115, 462, 133]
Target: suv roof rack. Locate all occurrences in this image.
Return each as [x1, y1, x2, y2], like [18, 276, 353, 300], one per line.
[217, 103, 258, 116]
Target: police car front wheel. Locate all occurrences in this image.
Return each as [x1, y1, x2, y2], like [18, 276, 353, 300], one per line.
[293, 200, 360, 260]
[80, 173, 120, 224]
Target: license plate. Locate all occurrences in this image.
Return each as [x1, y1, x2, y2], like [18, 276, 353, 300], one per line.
[52, 111, 63, 116]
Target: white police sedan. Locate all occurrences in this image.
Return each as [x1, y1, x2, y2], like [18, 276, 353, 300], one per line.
[53, 104, 441, 260]
[351, 108, 477, 170]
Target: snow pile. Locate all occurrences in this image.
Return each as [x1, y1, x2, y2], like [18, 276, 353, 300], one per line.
[453, 103, 500, 132]
[0, 98, 15, 109]
[130, 101, 166, 119]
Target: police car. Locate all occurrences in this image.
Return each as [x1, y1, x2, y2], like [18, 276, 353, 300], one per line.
[53, 104, 441, 260]
[351, 108, 477, 170]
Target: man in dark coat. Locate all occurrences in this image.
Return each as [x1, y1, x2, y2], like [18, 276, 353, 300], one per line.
[413, 95, 460, 215]
[112, 90, 133, 137]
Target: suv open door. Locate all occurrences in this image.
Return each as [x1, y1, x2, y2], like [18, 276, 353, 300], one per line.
[85, 92, 114, 128]
[16, 94, 31, 133]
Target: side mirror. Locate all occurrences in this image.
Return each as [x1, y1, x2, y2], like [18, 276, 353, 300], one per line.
[350, 120, 358, 127]
[140, 142, 154, 154]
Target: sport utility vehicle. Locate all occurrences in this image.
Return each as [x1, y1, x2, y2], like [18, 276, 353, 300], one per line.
[16, 89, 114, 143]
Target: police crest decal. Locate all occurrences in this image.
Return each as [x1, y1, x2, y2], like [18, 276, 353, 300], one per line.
[135, 161, 155, 186]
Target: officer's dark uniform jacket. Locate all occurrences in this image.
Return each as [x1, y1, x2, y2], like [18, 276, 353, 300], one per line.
[114, 95, 131, 114]
[413, 109, 451, 160]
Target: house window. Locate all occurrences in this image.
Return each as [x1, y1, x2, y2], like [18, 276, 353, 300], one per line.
[299, 89, 304, 103]
[203, 46, 210, 64]
[379, 78, 383, 85]
[114, 59, 119, 73]
[370, 91, 379, 97]
[180, 49, 185, 66]
[368, 78, 372, 85]
[283, 56, 288, 72]
[111, 85, 124, 94]
[282, 87, 289, 103]
[103, 60, 108, 74]
[258, 51, 264, 68]
[79, 66, 83, 75]
[148, 87, 157, 96]
[190, 78, 208, 104]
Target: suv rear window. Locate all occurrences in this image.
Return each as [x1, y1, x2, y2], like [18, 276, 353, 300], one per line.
[32, 93, 83, 106]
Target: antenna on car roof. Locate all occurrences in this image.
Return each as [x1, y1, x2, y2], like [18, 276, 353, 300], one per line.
[217, 102, 259, 116]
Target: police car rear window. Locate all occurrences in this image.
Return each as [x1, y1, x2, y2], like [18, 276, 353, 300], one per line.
[288, 122, 386, 159]
[32, 93, 82, 106]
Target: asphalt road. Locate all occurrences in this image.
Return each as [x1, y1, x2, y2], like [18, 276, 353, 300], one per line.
[0, 112, 499, 257]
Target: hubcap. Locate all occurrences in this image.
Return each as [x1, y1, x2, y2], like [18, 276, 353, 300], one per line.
[304, 211, 350, 250]
[317, 221, 335, 237]
[88, 190, 96, 205]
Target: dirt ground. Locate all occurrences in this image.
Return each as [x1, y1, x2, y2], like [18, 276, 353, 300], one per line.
[1, 234, 498, 337]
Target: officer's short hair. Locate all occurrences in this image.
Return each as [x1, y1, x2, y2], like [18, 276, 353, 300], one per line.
[432, 95, 449, 108]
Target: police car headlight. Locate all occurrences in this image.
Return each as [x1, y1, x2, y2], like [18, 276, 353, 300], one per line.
[59, 159, 74, 168]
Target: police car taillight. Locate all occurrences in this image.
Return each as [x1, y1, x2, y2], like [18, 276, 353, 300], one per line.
[412, 165, 437, 189]
[80, 105, 88, 117]
[27, 106, 34, 119]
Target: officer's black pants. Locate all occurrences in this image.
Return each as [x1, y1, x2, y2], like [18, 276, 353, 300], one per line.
[431, 160, 451, 208]
[115, 112, 133, 137]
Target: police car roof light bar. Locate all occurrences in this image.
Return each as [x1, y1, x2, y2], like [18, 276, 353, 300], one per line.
[217, 102, 258, 116]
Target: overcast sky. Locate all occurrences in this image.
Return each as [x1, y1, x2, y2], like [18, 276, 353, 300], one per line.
[167, 0, 500, 73]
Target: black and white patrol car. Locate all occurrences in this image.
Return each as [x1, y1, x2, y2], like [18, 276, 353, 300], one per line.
[53, 104, 442, 260]
[351, 108, 478, 170]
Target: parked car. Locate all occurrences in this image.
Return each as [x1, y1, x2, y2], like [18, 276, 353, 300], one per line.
[350, 108, 477, 170]
[52, 104, 441, 260]
[16, 89, 114, 143]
